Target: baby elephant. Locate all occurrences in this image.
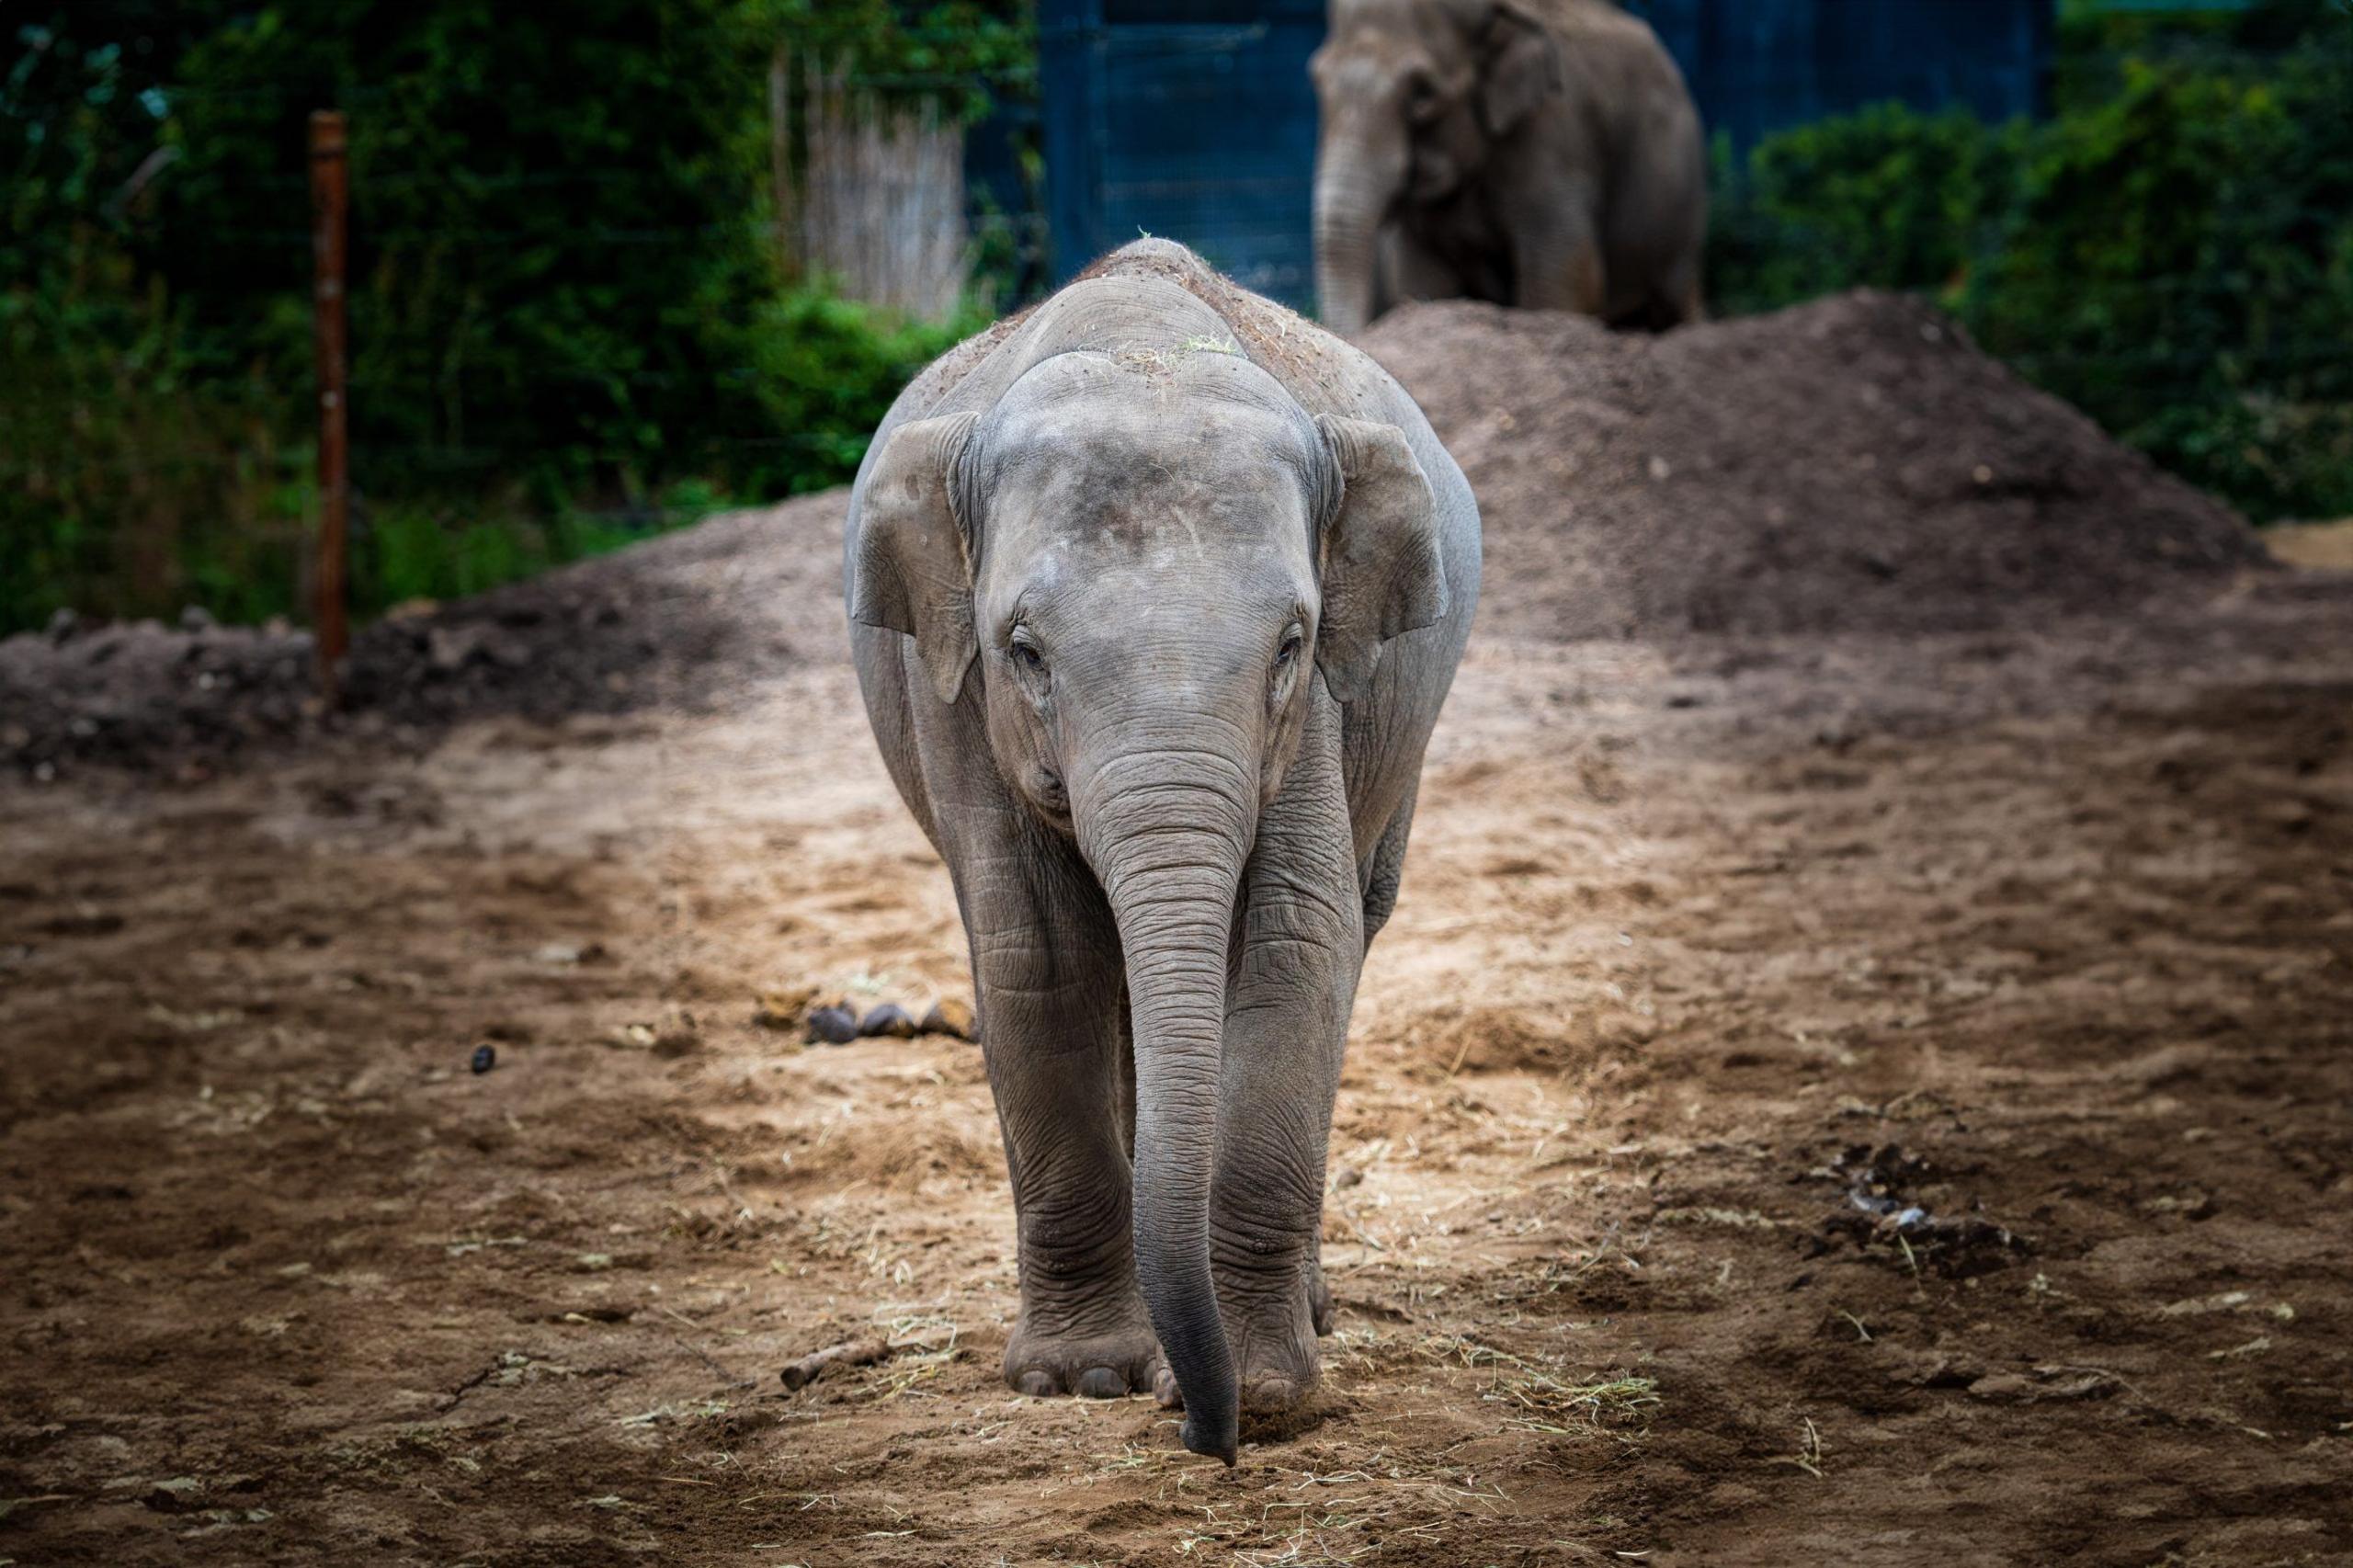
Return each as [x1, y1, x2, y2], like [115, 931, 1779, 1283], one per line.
[843, 240, 1480, 1461]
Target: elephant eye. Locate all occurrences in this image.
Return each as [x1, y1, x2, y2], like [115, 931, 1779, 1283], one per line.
[1404, 71, 1441, 121]
[1275, 626, 1304, 669]
[1008, 630, 1047, 675]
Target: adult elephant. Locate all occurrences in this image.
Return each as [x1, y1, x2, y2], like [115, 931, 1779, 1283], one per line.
[1311, 0, 1707, 335]
[843, 240, 1479, 1462]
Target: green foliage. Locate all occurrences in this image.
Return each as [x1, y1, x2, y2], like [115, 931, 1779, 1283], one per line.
[774, 0, 1034, 120]
[1709, 0, 2353, 523]
[157, 0, 786, 495]
[1707, 105, 2027, 318]
[1967, 17, 2353, 521]
[1, 1, 1030, 634]
[745, 286, 985, 493]
[1, 5, 305, 631]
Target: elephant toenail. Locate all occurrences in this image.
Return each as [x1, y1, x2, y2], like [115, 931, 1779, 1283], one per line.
[1153, 1367, 1182, 1408]
[1075, 1367, 1125, 1399]
[1245, 1375, 1302, 1411]
[1016, 1370, 1058, 1397]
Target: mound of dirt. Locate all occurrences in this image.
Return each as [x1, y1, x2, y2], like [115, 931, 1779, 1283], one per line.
[0, 290, 2286, 780]
[0, 614, 319, 778]
[0, 493, 847, 779]
[1360, 291, 2271, 640]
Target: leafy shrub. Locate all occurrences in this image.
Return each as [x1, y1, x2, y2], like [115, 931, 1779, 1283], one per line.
[1707, 106, 2026, 318]
[743, 286, 985, 494]
[1709, 1, 2353, 523]
[0, 0, 1030, 634]
[1967, 40, 2353, 522]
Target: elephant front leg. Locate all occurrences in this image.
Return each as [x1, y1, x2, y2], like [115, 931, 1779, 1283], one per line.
[1379, 221, 1467, 312]
[1204, 712, 1365, 1414]
[972, 901, 1165, 1401]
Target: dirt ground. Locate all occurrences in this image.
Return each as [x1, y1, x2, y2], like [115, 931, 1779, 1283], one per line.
[5, 534, 2350, 1563]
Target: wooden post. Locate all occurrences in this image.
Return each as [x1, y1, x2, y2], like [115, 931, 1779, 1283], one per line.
[309, 109, 349, 703]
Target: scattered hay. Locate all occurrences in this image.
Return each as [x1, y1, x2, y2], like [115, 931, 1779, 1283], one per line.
[1385, 1001, 1653, 1081]
[1768, 1417, 1826, 1479]
[1417, 1335, 1660, 1438]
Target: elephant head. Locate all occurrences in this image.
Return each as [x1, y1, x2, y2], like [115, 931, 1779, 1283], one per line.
[848, 346, 1447, 1459]
[1311, 0, 1563, 335]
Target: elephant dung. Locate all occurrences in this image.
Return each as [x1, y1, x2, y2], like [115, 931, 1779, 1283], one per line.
[858, 1003, 920, 1040]
[805, 1005, 859, 1045]
[779, 1337, 892, 1392]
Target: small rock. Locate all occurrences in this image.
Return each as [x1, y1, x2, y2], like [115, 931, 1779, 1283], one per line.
[805, 1005, 859, 1045]
[180, 605, 216, 632]
[1966, 1368, 2118, 1404]
[858, 1003, 919, 1039]
[919, 997, 976, 1040]
[1878, 1346, 1979, 1388]
[2260, 799, 2314, 833]
[426, 624, 490, 672]
[143, 1476, 204, 1512]
[46, 608, 80, 643]
[471, 1043, 497, 1074]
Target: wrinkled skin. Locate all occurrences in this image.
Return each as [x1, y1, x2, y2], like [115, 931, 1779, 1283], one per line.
[1312, 0, 1707, 335]
[842, 241, 1479, 1462]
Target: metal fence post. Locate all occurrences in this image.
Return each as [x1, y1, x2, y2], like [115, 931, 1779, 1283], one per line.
[309, 108, 349, 704]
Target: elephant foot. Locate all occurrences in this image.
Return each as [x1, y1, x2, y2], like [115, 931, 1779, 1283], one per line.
[1154, 1285, 1323, 1414]
[1234, 1323, 1321, 1412]
[1005, 1304, 1164, 1401]
[1153, 1336, 1319, 1413]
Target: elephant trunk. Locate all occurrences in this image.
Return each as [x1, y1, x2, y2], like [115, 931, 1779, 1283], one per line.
[1313, 121, 1404, 337]
[1074, 735, 1254, 1464]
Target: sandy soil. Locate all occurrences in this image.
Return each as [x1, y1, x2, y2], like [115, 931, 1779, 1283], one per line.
[4, 549, 2349, 1563]
[2269, 520, 2353, 574]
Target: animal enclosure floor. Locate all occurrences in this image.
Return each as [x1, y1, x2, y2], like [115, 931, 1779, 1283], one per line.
[4, 587, 2350, 1566]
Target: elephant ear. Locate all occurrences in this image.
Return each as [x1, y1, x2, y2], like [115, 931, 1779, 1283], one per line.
[1481, 2, 1562, 136]
[849, 412, 981, 705]
[1314, 415, 1449, 705]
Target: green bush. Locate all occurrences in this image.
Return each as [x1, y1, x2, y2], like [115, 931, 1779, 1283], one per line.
[1968, 40, 2353, 522]
[745, 285, 985, 493]
[1708, 0, 2353, 523]
[1707, 105, 2026, 318]
[0, 0, 1031, 635]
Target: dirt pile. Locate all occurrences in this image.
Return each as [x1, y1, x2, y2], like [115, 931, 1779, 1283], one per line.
[0, 493, 847, 779]
[1361, 290, 2271, 640]
[0, 290, 2292, 779]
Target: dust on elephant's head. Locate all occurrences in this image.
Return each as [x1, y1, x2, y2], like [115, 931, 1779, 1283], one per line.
[849, 346, 1447, 843]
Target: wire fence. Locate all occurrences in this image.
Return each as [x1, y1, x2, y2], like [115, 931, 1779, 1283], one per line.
[6, 8, 2347, 640]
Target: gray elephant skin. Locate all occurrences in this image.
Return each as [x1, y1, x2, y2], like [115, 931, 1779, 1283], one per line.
[1313, 0, 1707, 335]
[841, 241, 1480, 1462]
